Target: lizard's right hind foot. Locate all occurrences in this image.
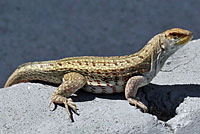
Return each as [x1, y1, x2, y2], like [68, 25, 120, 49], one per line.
[48, 96, 78, 122]
[48, 72, 86, 122]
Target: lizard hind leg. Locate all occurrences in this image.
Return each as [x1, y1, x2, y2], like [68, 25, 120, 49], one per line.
[125, 76, 148, 112]
[48, 72, 86, 122]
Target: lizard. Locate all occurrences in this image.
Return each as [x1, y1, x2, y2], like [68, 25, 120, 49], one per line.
[4, 28, 193, 122]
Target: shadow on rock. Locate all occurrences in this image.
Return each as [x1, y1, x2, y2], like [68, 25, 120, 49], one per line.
[75, 83, 200, 121]
[38, 80, 200, 121]
[140, 83, 200, 121]
[73, 90, 125, 102]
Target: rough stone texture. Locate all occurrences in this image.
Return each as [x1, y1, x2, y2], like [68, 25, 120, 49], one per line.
[0, 83, 171, 134]
[1, 0, 200, 87]
[1, 39, 200, 133]
[167, 97, 200, 134]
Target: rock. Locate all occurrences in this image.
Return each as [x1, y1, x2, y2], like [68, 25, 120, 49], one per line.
[1, 39, 200, 133]
[0, 83, 171, 134]
[1, 0, 200, 87]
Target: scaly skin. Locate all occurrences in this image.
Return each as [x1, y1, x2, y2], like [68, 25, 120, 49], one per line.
[4, 28, 193, 122]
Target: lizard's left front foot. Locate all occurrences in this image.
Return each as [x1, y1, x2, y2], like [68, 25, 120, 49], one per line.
[127, 98, 148, 112]
[125, 76, 148, 112]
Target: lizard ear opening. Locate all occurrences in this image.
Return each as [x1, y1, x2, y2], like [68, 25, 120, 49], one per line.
[160, 43, 166, 51]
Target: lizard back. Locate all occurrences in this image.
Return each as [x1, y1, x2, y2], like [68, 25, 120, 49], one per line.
[4, 53, 152, 92]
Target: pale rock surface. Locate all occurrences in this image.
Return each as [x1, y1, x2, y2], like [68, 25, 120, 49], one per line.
[1, 40, 200, 134]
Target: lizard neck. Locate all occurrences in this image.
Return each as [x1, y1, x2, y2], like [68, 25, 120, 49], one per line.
[130, 34, 166, 77]
[113, 35, 163, 76]
[134, 33, 183, 78]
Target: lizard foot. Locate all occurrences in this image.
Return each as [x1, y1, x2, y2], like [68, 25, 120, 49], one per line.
[127, 98, 148, 112]
[48, 96, 78, 122]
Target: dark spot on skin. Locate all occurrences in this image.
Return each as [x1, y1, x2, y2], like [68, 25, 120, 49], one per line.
[97, 71, 101, 74]
[90, 76, 95, 79]
[120, 69, 124, 72]
[82, 72, 88, 75]
[98, 84, 103, 87]
[101, 78, 106, 81]
[57, 63, 62, 66]
[96, 80, 101, 84]
[101, 77, 109, 83]
[92, 62, 96, 67]
[114, 62, 118, 66]
[138, 55, 144, 59]
[95, 80, 101, 82]
[126, 60, 130, 63]
[114, 81, 119, 86]
[49, 64, 54, 66]
[112, 73, 117, 75]
[106, 83, 111, 87]
[84, 61, 89, 66]
[77, 61, 82, 65]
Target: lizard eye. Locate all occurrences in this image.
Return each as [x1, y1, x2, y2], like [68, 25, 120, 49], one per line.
[170, 33, 178, 40]
[173, 36, 177, 39]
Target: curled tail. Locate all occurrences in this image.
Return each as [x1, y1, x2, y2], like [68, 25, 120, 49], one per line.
[4, 61, 63, 87]
[4, 64, 30, 87]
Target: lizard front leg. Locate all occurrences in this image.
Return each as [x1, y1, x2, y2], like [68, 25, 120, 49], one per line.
[48, 72, 86, 122]
[125, 76, 148, 112]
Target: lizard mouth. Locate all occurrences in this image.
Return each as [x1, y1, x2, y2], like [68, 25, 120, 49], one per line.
[177, 32, 193, 45]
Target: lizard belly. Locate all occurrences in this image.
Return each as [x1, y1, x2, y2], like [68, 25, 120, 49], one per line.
[83, 79, 126, 94]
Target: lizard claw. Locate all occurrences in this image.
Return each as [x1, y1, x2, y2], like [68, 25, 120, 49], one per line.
[48, 101, 57, 111]
[66, 98, 79, 115]
[48, 96, 78, 122]
[128, 98, 148, 112]
[63, 98, 79, 122]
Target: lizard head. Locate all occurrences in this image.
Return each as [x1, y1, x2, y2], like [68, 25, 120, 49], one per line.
[159, 28, 193, 52]
[140, 28, 193, 75]
[164, 28, 193, 45]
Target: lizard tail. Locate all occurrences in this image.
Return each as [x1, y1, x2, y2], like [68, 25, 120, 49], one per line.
[4, 67, 28, 88]
[4, 62, 35, 87]
[4, 61, 62, 88]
